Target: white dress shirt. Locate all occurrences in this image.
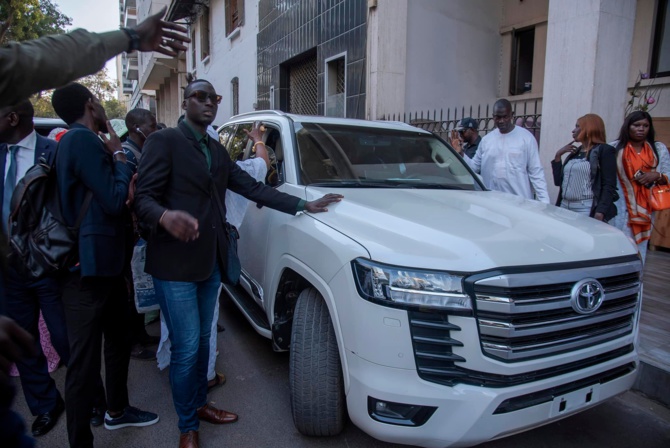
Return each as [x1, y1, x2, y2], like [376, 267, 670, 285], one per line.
[463, 126, 550, 203]
[4, 130, 37, 185]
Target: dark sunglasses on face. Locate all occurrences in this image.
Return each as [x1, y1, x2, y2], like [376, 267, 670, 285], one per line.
[188, 90, 222, 104]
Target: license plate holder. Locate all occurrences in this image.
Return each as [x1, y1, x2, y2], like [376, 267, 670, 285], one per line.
[549, 384, 601, 417]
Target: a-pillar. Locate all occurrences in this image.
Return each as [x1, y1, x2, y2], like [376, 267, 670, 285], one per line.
[539, 0, 637, 202]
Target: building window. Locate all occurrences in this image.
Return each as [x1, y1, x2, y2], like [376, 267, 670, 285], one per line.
[231, 77, 239, 116]
[225, 0, 245, 36]
[652, 0, 670, 77]
[190, 26, 196, 70]
[200, 7, 211, 61]
[509, 27, 535, 95]
[325, 54, 346, 117]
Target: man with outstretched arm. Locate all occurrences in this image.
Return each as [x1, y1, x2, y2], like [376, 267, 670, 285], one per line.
[0, 6, 189, 106]
[134, 79, 342, 448]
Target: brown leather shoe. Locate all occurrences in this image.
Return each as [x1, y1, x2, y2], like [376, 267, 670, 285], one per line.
[196, 403, 238, 424]
[179, 430, 199, 448]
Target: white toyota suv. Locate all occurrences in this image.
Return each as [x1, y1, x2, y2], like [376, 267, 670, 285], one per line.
[217, 111, 641, 447]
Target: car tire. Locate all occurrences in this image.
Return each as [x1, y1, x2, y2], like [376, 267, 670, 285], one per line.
[289, 287, 345, 436]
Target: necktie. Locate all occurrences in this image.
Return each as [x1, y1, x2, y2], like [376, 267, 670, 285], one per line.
[3, 145, 19, 233]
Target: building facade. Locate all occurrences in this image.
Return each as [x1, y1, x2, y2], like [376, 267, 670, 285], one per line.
[125, 0, 670, 193]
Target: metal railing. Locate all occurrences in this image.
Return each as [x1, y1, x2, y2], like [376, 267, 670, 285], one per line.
[382, 99, 543, 142]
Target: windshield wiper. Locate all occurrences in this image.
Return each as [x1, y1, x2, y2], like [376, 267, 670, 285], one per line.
[308, 180, 471, 190]
[308, 181, 403, 188]
[401, 183, 470, 190]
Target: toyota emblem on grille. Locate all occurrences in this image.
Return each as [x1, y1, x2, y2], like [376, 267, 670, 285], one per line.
[570, 278, 604, 314]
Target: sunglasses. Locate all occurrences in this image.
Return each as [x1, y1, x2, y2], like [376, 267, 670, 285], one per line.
[187, 90, 222, 104]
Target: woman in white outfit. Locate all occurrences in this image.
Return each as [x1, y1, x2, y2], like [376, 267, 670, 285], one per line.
[610, 111, 670, 263]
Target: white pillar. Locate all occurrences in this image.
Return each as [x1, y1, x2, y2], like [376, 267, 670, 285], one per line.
[539, 0, 637, 202]
[366, 0, 408, 120]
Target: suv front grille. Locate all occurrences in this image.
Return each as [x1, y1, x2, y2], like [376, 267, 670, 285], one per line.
[472, 259, 641, 362]
[407, 258, 641, 387]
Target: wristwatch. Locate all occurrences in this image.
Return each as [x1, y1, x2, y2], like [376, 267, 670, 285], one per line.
[121, 27, 140, 53]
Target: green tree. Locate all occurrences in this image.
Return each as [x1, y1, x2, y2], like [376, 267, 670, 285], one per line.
[0, 0, 71, 45]
[30, 68, 127, 119]
[31, 92, 58, 118]
[79, 68, 117, 102]
[103, 98, 128, 120]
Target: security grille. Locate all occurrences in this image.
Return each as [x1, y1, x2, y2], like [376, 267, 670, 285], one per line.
[289, 56, 318, 115]
[336, 58, 345, 93]
[231, 77, 239, 116]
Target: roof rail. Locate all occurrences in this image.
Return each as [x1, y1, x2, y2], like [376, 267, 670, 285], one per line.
[231, 110, 287, 119]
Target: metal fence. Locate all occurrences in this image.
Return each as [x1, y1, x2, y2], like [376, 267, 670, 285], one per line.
[382, 99, 543, 142]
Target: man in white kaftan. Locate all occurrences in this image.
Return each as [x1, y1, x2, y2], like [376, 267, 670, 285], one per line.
[461, 99, 550, 204]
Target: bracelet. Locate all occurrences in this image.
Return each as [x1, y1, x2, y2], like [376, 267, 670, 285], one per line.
[252, 141, 265, 151]
[113, 150, 126, 156]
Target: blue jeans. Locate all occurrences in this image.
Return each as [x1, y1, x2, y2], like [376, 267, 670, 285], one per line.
[560, 198, 593, 216]
[153, 266, 221, 433]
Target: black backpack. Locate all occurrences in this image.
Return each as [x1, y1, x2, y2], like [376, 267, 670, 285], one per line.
[7, 152, 92, 279]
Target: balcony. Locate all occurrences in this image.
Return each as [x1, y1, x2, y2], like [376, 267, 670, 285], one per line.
[123, 53, 139, 81]
[124, 6, 137, 28]
[122, 80, 134, 95]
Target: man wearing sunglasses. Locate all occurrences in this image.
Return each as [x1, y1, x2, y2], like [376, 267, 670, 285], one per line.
[134, 79, 342, 448]
[450, 117, 481, 159]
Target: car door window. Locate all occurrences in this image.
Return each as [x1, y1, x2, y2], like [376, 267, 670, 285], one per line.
[248, 127, 283, 187]
[227, 123, 253, 162]
[218, 124, 236, 152]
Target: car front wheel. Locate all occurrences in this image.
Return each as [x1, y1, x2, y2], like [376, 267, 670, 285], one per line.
[289, 287, 345, 436]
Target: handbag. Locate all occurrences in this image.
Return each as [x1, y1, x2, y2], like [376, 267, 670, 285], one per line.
[224, 222, 241, 285]
[211, 184, 242, 285]
[650, 184, 670, 211]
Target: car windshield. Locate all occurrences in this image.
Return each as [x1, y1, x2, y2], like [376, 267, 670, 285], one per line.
[293, 122, 482, 190]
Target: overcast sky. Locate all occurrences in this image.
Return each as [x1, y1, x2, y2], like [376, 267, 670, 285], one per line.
[55, 0, 120, 81]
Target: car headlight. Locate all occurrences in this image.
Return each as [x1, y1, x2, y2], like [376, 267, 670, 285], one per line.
[352, 258, 472, 312]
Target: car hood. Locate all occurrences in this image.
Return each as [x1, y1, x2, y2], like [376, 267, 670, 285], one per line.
[304, 187, 638, 272]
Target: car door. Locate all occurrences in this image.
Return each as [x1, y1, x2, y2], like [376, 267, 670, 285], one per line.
[219, 121, 273, 306]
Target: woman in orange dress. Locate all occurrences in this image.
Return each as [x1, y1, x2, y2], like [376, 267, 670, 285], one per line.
[611, 111, 670, 262]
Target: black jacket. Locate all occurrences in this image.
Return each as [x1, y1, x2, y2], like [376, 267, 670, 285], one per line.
[56, 124, 133, 277]
[134, 122, 301, 282]
[551, 143, 619, 222]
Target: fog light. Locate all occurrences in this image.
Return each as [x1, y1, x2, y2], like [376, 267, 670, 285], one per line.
[368, 397, 437, 426]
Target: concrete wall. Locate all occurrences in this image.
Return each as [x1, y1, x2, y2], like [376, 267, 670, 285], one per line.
[192, 0, 259, 125]
[501, 0, 549, 28]
[401, 0, 502, 114]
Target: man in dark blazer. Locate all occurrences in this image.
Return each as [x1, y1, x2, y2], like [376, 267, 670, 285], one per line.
[52, 83, 159, 448]
[0, 100, 68, 437]
[134, 79, 342, 448]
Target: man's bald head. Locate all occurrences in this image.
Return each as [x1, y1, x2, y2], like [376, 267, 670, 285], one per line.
[492, 98, 514, 134]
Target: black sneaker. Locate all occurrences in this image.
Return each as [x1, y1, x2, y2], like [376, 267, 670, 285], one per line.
[91, 407, 105, 427]
[104, 406, 159, 430]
